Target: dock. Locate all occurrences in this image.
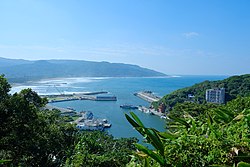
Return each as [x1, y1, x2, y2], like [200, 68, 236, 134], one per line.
[40, 91, 108, 98]
[41, 91, 117, 103]
[134, 91, 161, 103]
[137, 105, 164, 117]
[44, 104, 112, 131]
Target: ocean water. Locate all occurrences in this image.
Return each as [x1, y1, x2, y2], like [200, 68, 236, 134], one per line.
[11, 75, 227, 140]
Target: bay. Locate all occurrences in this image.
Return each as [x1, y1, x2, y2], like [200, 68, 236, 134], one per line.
[11, 75, 227, 140]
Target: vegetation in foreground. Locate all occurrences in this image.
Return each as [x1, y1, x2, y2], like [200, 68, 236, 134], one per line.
[126, 96, 250, 166]
[0, 75, 137, 166]
[1, 74, 250, 167]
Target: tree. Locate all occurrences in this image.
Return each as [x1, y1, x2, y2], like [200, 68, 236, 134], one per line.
[0, 74, 10, 101]
[126, 97, 250, 167]
[0, 75, 77, 166]
[65, 131, 137, 167]
[0, 75, 137, 166]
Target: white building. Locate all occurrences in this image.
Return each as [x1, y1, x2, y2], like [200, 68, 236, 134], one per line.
[206, 88, 225, 104]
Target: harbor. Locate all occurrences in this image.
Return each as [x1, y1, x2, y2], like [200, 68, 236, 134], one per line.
[137, 105, 165, 117]
[133, 90, 165, 117]
[11, 76, 226, 140]
[41, 91, 117, 103]
[43, 87, 166, 132]
[134, 91, 161, 102]
[44, 104, 112, 131]
[75, 111, 112, 131]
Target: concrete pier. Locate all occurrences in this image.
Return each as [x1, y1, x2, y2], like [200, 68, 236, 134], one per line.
[42, 91, 108, 103]
[134, 91, 161, 103]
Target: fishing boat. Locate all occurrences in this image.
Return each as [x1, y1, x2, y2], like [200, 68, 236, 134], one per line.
[120, 104, 138, 109]
[95, 95, 117, 101]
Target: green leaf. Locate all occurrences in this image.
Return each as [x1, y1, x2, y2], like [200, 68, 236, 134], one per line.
[125, 113, 140, 128]
[0, 160, 11, 164]
[144, 128, 164, 156]
[135, 143, 166, 166]
[213, 108, 234, 123]
[158, 131, 177, 140]
[169, 115, 190, 128]
[207, 112, 214, 126]
[237, 162, 250, 167]
[130, 112, 145, 127]
[233, 114, 244, 121]
[144, 158, 149, 167]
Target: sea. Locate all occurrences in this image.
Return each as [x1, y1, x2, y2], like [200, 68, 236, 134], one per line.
[11, 75, 227, 141]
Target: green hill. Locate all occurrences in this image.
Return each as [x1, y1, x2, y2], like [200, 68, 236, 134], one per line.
[0, 57, 166, 83]
[153, 74, 250, 111]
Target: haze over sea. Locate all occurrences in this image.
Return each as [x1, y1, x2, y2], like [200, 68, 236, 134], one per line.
[11, 75, 227, 140]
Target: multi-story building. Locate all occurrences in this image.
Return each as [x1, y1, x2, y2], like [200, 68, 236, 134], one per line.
[206, 88, 225, 104]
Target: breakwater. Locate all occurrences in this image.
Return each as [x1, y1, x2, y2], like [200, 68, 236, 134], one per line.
[41, 91, 117, 102]
[134, 91, 161, 102]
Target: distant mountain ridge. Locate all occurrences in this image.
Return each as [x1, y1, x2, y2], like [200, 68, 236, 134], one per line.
[0, 57, 166, 82]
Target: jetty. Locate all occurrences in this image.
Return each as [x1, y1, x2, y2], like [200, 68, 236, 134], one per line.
[134, 91, 161, 103]
[41, 91, 117, 103]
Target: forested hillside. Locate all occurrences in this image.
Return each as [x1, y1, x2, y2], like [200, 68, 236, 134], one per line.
[0, 57, 166, 83]
[153, 74, 250, 111]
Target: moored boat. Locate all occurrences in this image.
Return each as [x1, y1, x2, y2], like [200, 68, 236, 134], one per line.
[95, 95, 117, 101]
[120, 104, 138, 109]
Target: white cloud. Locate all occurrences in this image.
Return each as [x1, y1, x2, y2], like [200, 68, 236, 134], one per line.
[183, 32, 199, 39]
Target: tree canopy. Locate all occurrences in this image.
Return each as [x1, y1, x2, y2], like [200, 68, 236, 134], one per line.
[153, 74, 250, 111]
[0, 75, 136, 166]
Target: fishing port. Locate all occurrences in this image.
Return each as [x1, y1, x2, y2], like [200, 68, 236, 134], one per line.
[44, 87, 165, 132]
[132, 90, 165, 117]
[134, 91, 161, 102]
[75, 111, 112, 131]
[41, 91, 117, 103]
[137, 105, 165, 117]
[44, 104, 112, 131]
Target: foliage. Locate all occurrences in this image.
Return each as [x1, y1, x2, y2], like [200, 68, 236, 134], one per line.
[153, 74, 250, 111]
[65, 131, 137, 167]
[126, 96, 250, 167]
[0, 75, 136, 166]
[0, 85, 77, 166]
[125, 112, 167, 166]
[169, 102, 218, 119]
[0, 74, 11, 101]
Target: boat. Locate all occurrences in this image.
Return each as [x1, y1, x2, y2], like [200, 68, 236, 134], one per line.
[76, 118, 112, 131]
[160, 115, 167, 119]
[120, 104, 138, 109]
[138, 106, 151, 114]
[76, 123, 104, 131]
[95, 95, 117, 101]
[80, 111, 94, 120]
[103, 123, 112, 128]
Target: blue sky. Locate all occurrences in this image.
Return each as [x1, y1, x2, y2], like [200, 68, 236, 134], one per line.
[0, 0, 249, 75]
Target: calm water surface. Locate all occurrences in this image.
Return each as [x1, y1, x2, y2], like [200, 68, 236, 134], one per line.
[12, 75, 227, 140]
